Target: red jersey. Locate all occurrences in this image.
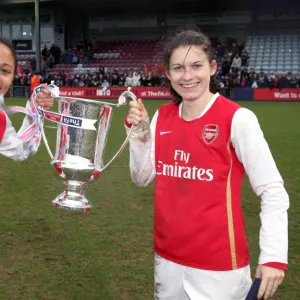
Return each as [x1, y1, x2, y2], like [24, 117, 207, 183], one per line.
[154, 95, 249, 271]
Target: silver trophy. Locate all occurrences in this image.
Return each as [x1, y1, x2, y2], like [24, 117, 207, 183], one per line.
[38, 86, 136, 212]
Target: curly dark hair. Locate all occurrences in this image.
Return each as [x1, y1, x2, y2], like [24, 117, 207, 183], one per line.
[163, 26, 220, 105]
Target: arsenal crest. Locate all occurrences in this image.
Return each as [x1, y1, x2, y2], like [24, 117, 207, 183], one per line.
[202, 124, 219, 145]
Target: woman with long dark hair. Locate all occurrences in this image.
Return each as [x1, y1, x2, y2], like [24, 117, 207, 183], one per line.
[125, 27, 288, 300]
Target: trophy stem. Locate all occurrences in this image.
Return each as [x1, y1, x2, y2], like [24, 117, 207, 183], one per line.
[52, 181, 91, 212]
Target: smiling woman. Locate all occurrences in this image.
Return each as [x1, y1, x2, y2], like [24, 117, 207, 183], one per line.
[0, 36, 54, 161]
[164, 30, 219, 109]
[124, 26, 289, 300]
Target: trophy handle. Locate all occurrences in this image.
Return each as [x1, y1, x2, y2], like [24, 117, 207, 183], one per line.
[99, 90, 137, 172]
[33, 85, 60, 160]
[42, 84, 60, 160]
[41, 124, 55, 160]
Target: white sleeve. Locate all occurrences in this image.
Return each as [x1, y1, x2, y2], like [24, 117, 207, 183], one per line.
[0, 103, 40, 161]
[125, 110, 157, 187]
[231, 108, 289, 266]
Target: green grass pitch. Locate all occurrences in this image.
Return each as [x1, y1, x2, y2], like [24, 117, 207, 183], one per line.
[0, 98, 299, 299]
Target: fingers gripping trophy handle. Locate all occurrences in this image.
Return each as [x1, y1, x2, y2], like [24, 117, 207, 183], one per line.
[99, 90, 137, 172]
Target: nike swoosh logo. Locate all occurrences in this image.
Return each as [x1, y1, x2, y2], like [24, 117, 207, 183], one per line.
[160, 131, 172, 135]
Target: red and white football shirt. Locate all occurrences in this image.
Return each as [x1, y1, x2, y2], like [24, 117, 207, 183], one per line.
[154, 95, 246, 270]
[125, 93, 289, 271]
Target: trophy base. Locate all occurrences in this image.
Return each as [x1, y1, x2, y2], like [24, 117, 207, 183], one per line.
[52, 192, 92, 212]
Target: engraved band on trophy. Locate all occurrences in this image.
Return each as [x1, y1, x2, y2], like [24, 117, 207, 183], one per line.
[35, 85, 137, 212]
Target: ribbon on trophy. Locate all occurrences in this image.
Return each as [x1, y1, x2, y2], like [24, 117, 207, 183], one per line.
[0, 91, 43, 147]
[36, 109, 97, 130]
[5, 103, 40, 142]
[31, 85, 98, 131]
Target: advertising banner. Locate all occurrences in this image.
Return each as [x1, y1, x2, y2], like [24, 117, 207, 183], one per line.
[12, 39, 32, 51]
[233, 88, 254, 101]
[254, 89, 300, 101]
[59, 87, 173, 99]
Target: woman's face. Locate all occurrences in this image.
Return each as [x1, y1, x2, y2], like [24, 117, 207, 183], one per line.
[0, 43, 15, 96]
[166, 45, 216, 103]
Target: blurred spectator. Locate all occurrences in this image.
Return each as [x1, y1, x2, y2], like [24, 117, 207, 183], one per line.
[258, 73, 269, 88]
[289, 74, 298, 88]
[145, 72, 155, 87]
[132, 71, 141, 87]
[250, 74, 258, 88]
[273, 76, 279, 88]
[278, 73, 290, 88]
[30, 56, 36, 72]
[111, 73, 119, 87]
[46, 54, 54, 69]
[140, 72, 147, 86]
[78, 48, 85, 64]
[86, 47, 94, 64]
[13, 74, 22, 86]
[222, 55, 231, 76]
[42, 45, 48, 60]
[101, 79, 110, 88]
[50, 44, 61, 65]
[72, 53, 79, 64]
[31, 72, 41, 93]
[66, 48, 73, 64]
[231, 54, 242, 74]
[78, 78, 85, 87]
[241, 49, 249, 67]
[125, 73, 134, 87]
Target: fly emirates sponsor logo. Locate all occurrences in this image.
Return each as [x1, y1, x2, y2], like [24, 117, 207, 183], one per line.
[156, 150, 214, 181]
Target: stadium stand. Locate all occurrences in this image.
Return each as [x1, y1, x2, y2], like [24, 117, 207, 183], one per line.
[14, 35, 300, 89]
[245, 35, 300, 74]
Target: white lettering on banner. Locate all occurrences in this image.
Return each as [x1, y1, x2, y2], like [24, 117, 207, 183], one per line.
[274, 92, 290, 98]
[157, 150, 214, 181]
[97, 89, 111, 96]
[147, 91, 171, 97]
[59, 91, 68, 96]
[273, 92, 300, 99]
[72, 91, 84, 97]
[17, 43, 28, 48]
